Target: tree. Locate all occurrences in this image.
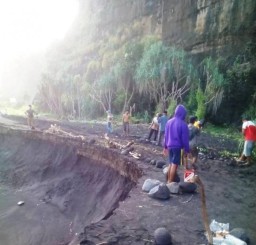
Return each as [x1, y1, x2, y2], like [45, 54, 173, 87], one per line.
[113, 42, 144, 112]
[201, 57, 226, 115]
[135, 41, 192, 111]
[73, 74, 82, 118]
[88, 72, 116, 112]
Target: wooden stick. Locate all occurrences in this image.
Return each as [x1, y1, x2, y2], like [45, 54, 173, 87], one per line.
[104, 134, 134, 149]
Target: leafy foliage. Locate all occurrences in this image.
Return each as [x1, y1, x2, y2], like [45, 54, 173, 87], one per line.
[201, 57, 226, 115]
[135, 41, 194, 111]
[34, 3, 255, 125]
[196, 87, 206, 120]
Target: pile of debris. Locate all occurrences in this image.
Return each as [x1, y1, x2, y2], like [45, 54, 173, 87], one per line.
[44, 124, 85, 141]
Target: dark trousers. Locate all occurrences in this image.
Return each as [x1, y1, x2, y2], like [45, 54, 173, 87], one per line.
[157, 131, 165, 146]
[148, 129, 158, 141]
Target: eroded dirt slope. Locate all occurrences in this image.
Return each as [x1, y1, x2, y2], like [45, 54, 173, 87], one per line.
[0, 115, 256, 245]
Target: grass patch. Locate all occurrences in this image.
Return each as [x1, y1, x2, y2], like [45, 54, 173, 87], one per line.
[204, 123, 256, 159]
[203, 123, 241, 141]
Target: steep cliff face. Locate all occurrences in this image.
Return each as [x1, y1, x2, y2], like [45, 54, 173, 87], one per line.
[80, 0, 255, 123]
[162, 0, 256, 55]
[85, 0, 256, 55]
[46, 1, 255, 124]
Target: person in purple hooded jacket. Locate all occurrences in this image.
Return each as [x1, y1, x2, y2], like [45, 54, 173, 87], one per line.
[163, 104, 190, 183]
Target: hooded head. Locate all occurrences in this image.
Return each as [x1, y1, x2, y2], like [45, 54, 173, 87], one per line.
[174, 104, 187, 120]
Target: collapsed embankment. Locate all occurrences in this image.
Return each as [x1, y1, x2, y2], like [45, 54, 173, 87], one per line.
[0, 124, 142, 245]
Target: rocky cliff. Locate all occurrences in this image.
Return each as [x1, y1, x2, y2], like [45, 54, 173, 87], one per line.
[78, 0, 255, 123]
[86, 0, 256, 55]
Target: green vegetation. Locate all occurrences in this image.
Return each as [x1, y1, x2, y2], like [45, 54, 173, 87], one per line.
[203, 123, 256, 159]
[203, 123, 241, 141]
[32, 2, 256, 126]
[37, 37, 227, 121]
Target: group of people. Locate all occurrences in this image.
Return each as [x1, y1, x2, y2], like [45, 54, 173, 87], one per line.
[161, 105, 202, 183]
[147, 111, 168, 146]
[26, 104, 255, 176]
[161, 105, 256, 183]
[105, 110, 131, 137]
[105, 105, 203, 183]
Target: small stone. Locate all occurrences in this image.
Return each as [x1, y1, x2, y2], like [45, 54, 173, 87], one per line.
[88, 138, 95, 144]
[17, 201, 25, 206]
[145, 158, 151, 163]
[150, 159, 156, 165]
[154, 227, 172, 245]
[156, 160, 167, 169]
[121, 149, 129, 155]
[248, 202, 256, 208]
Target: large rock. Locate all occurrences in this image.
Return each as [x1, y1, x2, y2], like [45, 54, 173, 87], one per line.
[156, 160, 167, 169]
[142, 179, 161, 192]
[166, 182, 180, 194]
[154, 227, 172, 245]
[148, 184, 170, 200]
[162, 166, 180, 183]
[179, 182, 197, 193]
[230, 228, 250, 244]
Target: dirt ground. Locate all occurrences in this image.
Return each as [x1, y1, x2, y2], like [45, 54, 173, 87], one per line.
[0, 115, 255, 245]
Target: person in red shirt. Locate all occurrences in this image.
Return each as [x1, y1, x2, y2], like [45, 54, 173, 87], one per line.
[236, 116, 256, 165]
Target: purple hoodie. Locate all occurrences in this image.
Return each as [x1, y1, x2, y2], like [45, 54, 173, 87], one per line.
[164, 105, 190, 153]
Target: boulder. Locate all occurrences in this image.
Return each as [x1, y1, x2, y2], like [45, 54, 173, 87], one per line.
[148, 184, 170, 200]
[142, 179, 161, 192]
[154, 227, 172, 245]
[166, 182, 180, 194]
[230, 228, 250, 243]
[156, 160, 167, 169]
[179, 182, 197, 193]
